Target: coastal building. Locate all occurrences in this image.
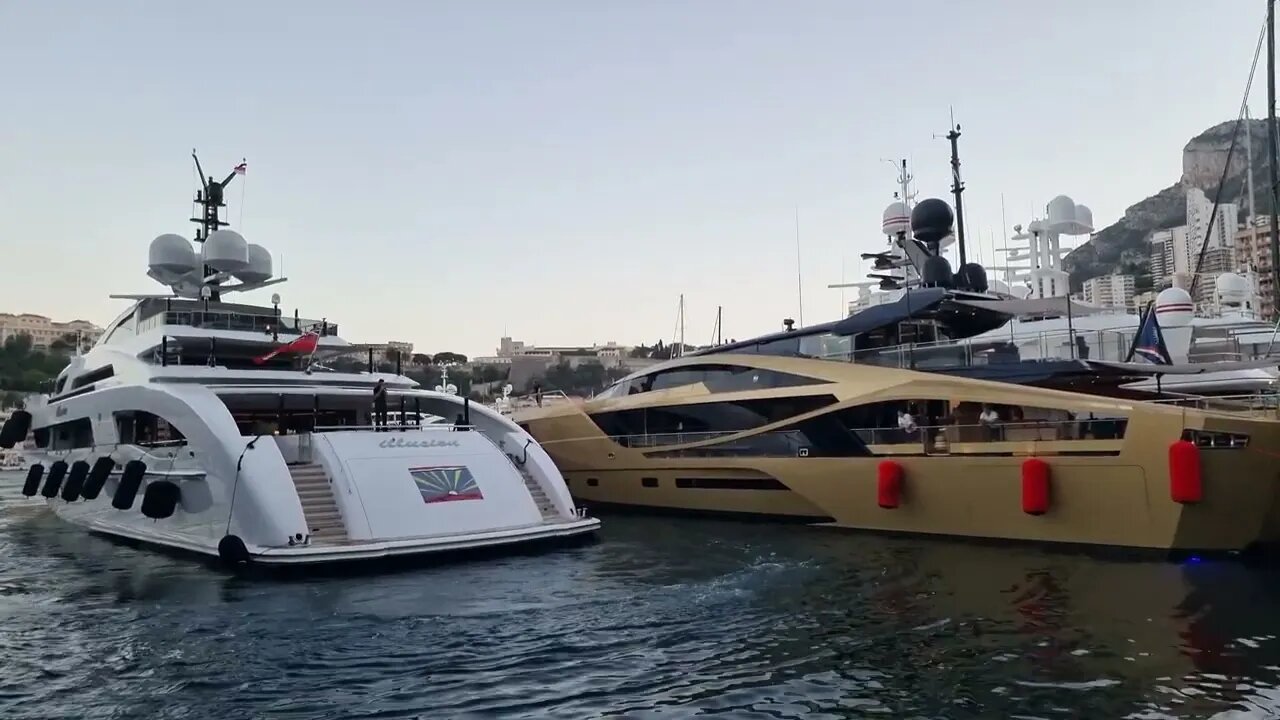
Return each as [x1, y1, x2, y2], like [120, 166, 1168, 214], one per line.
[1080, 274, 1135, 309]
[474, 337, 645, 370]
[1236, 217, 1276, 319]
[0, 313, 103, 351]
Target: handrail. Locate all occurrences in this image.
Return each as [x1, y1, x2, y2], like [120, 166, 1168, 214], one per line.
[533, 416, 1131, 452]
[312, 423, 473, 432]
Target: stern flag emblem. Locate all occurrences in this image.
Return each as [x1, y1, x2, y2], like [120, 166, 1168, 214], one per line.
[409, 466, 484, 503]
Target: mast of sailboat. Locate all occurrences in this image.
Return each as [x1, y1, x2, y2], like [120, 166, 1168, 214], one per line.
[1268, 0, 1280, 319]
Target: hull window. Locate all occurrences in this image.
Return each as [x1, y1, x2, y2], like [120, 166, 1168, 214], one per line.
[641, 477, 659, 488]
[38, 418, 95, 451]
[114, 411, 185, 446]
[674, 477, 788, 490]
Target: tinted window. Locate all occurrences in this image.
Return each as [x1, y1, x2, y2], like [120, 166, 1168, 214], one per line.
[589, 395, 836, 444]
[45, 418, 94, 450]
[602, 364, 824, 398]
[71, 365, 114, 390]
[649, 412, 871, 458]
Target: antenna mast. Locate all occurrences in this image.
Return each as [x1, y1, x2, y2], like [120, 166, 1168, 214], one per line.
[190, 149, 241, 302]
[944, 115, 968, 267]
[794, 206, 805, 326]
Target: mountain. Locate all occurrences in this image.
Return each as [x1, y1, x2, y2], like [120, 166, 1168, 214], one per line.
[1063, 119, 1276, 290]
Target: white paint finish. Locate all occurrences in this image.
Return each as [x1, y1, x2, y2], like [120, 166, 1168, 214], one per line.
[320, 430, 542, 540]
[24, 298, 594, 567]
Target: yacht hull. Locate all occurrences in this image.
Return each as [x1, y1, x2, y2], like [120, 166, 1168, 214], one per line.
[519, 355, 1280, 554]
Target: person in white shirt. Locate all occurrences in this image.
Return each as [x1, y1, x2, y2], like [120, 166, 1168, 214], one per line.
[897, 409, 917, 440]
[979, 404, 1001, 440]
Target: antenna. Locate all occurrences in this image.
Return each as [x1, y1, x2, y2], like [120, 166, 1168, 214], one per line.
[794, 205, 805, 326]
[189, 150, 243, 302]
[941, 112, 968, 266]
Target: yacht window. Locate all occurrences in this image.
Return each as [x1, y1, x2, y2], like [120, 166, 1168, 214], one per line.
[71, 365, 114, 390]
[798, 333, 852, 360]
[114, 411, 185, 447]
[831, 399, 1128, 445]
[601, 365, 825, 398]
[45, 418, 94, 451]
[588, 395, 836, 446]
[648, 410, 871, 458]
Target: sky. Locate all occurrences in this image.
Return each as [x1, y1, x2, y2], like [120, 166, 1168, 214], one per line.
[0, 0, 1271, 358]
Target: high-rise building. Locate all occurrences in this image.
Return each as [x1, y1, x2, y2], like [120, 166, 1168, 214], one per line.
[1236, 217, 1277, 319]
[1081, 274, 1136, 309]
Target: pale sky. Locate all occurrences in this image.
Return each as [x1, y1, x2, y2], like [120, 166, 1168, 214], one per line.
[0, 1, 1268, 357]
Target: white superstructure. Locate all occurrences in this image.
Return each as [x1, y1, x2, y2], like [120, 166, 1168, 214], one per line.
[0, 159, 597, 569]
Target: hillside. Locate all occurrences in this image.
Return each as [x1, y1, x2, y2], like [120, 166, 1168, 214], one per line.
[1063, 119, 1275, 289]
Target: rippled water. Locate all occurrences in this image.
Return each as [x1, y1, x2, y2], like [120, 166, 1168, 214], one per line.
[5, 476, 1280, 719]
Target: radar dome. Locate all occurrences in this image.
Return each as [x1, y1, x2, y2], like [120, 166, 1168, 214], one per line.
[203, 229, 249, 273]
[921, 255, 953, 288]
[911, 198, 954, 245]
[1155, 287, 1194, 328]
[234, 243, 273, 284]
[148, 234, 196, 274]
[881, 201, 910, 237]
[1045, 195, 1094, 235]
[1215, 272, 1250, 304]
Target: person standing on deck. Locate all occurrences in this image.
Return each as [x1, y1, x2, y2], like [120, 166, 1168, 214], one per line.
[373, 379, 388, 430]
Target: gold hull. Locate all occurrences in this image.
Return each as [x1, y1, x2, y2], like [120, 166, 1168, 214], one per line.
[518, 356, 1280, 552]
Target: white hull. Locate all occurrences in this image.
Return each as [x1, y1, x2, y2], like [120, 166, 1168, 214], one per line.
[55, 501, 598, 566]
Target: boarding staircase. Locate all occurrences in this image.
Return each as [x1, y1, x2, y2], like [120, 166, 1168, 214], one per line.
[288, 463, 348, 544]
[514, 463, 560, 522]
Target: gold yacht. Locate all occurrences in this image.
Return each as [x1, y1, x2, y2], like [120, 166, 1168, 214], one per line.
[516, 353, 1280, 552]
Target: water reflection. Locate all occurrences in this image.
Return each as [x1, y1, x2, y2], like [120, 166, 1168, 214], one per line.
[4, 499, 1280, 717]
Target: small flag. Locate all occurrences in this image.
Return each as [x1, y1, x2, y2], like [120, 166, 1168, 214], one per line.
[1128, 305, 1172, 365]
[234, 160, 247, 175]
[252, 331, 318, 365]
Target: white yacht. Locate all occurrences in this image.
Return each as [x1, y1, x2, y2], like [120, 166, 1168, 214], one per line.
[0, 157, 598, 568]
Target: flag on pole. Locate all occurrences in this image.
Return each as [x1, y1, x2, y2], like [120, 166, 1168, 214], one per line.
[1127, 303, 1172, 365]
[253, 331, 319, 365]
[234, 160, 247, 175]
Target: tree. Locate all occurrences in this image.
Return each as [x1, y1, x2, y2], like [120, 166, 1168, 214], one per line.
[411, 353, 433, 367]
[432, 351, 468, 365]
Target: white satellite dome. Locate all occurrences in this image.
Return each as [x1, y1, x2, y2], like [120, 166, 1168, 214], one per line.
[1027, 219, 1046, 235]
[1155, 287, 1195, 328]
[1075, 204, 1094, 232]
[1215, 272, 1250, 305]
[881, 201, 910, 237]
[203, 229, 249, 273]
[1046, 195, 1094, 235]
[148, 234, 197, 274]
[233, 243, 273, 284]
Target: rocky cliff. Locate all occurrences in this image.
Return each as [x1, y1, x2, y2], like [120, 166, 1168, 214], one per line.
[1063, 119, 1275, 288]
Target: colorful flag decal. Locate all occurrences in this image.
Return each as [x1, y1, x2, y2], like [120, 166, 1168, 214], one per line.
[410, 465, 484, 503]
